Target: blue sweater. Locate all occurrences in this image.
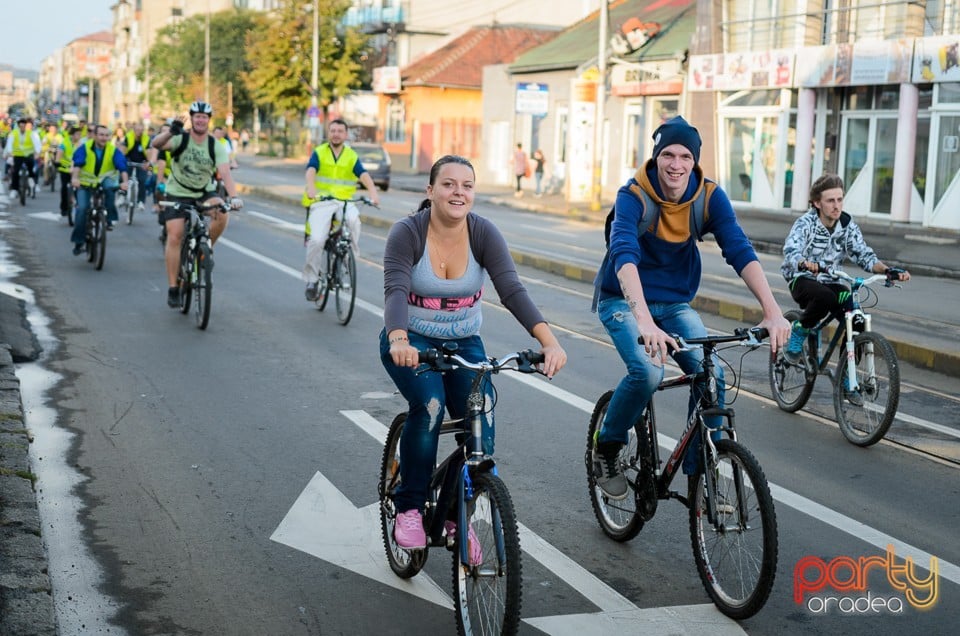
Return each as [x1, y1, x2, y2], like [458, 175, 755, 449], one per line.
[595, 161, 758, 305]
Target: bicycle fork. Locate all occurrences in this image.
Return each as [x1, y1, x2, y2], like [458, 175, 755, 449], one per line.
[841, 311, 873, 392]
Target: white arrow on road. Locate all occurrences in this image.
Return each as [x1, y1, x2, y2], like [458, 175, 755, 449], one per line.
[271, 410, 746, 634]
[270, 470, 453, 608]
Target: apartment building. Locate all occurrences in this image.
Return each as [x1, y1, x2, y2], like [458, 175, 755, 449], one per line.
[689, 0, 960, 230]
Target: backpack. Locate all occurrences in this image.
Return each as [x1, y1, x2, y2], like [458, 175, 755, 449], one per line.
[171, 133, 217, 165]
[603, 185, 709, 246]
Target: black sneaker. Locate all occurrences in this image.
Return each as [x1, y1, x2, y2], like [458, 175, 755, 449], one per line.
[72, 244, 84, 256]
[167, 286, 180, 308]
[305, 283, 319, 302]
[593, 441, 628, 500]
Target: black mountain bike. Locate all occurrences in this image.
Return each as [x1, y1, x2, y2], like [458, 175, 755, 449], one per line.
[83, 185, 108, 271]
[379, 345, 545, 635]
[586, 328, 778, 619]
[769, 267, 905, 446]
[16, 161, 33, 206]
[306, 195, 373, 325]
[160, 200, 227, 330]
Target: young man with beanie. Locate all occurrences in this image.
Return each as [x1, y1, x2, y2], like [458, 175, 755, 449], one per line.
[589, 115, 791, 499]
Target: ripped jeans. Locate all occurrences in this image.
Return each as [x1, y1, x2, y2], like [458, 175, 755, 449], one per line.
[379, 329, 494, 513]
[597, 298, 724, 474]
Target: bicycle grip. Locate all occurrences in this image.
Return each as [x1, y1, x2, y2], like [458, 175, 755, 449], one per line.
[417, 349, 439, 365]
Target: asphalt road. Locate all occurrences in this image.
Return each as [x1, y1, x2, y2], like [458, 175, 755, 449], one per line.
[4, 183, 959, 635]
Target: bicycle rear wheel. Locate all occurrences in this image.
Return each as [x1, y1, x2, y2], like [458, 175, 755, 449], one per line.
[833, 331, 900, 446]
[452, 472, 521, 636]
[334, 249, 356, 325]
[194, 244, 213, 329]
[768, 310, 816, 412]
[689, 439, 777, 619]
[378, 413, 428, 579]
[585, 390, 646, 542]
[18, 173, 26, 205]
[94, 211, 107, 271]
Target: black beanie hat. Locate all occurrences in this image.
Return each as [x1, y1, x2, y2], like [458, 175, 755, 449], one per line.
[651, 116, 701, 165]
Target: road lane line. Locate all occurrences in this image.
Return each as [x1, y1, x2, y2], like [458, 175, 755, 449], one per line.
[227, 234, 958, 584]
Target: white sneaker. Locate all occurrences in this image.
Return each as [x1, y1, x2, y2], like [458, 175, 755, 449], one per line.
[137, 202, 145, 212]
[28, 178, 35, 190]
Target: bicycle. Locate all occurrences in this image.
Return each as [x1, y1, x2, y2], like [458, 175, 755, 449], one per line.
[305, 195, 373, 326]
[379, 345, 545, 635]
[769, 267, 904, 446]
[585, 328, 778, 619]
[15, 161, 33, 206]
[159, 199, 227, 330]
[120, 161, 148, 225]
[82, 185, 108, 271]
[42, 150, 57, 191]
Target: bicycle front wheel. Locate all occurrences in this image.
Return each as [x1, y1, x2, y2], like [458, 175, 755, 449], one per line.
[585, 390, 647, 542]
[19, 176, 26, 205]
[833, 331, 900, 446]
[689, 439, 778, 620]
[316, 250, 332, 311]
[378, 413, 428, 579]
[452, 472, 521, 636]
[768, 310, 816, 412]
[194, 244, 213, 329]
[334, 249, 356, 325]
[94, 212, 107, 271]
[178, 246, 193, 314]
[126, 182, 137, 224]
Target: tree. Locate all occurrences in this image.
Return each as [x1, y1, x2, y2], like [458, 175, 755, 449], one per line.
[139, 9, 257, 126]
[243, 0, 370, 121]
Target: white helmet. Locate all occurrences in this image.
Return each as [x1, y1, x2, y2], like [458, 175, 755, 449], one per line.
[189, 101, 213, 116]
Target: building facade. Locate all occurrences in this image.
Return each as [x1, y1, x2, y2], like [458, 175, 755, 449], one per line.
[689, 0, 960, 230]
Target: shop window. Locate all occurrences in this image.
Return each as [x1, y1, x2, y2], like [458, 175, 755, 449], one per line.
[844, 86, 873, 110]
[937, 83, 960, 104]
[876, 86, 899, 110]
[720, 89, 782, 108]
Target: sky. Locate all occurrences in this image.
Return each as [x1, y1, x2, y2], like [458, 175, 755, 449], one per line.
[4, 0, 117, 71]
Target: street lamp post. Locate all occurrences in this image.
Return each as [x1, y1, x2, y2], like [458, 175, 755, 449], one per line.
[204, 2, 211, 102]
[310, 0, 320, 144]
[592, 0, 609, 212]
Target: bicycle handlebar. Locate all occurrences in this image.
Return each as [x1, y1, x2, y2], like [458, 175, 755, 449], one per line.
[307, 195, 378, 208]
[417, 347, 546, 375]
[158, 200, 231, 214]
[799, 263, 903, 287]
[646, 327, 767, 353]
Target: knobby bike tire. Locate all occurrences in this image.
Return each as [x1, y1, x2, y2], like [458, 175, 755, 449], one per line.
[178, 244, 193, 314]
[316, 249, 332, 311]
[585, 390, 646, 542]
[769, 309, 816, 412]
[378, 412, 428, 579]
[453, 472, 522, 636]
[195, 244, 213, 330]
[833, 331, 900, 447]
[94, 210, 107, 271]
[86, 213, 97, 263]
[689, 439, 778, 620]
[334, 249, 357, 325]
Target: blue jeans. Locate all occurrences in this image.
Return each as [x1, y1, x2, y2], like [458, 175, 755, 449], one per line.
[379, 330, 494, 513]
[71, 180, 119, 245]
[597, 298, 724, 474]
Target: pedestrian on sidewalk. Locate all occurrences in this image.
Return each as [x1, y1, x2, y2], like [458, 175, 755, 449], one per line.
[589, 115, 790, 499]
[512, 143, 527, 197]
[533, 149, 545, 197]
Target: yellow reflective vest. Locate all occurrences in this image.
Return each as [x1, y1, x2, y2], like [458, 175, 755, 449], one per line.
[301, 143, 360, 206]
[12, 129, 37, 157]
[77, 140, 120, 187]
[58, 136, 76, 173]
[124, 131, 150, 155]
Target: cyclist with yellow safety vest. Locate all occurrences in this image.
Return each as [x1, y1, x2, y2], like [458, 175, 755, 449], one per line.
[3, 117, 41, 197]
[120, 121, 152, 212]
[150, 101, 242, 308]
[55, 126, 82, 218]
[69, 124, 129, 255]
[302, 118, 380, 301]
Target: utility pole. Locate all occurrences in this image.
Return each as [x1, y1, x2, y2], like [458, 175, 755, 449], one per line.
[310, 0, 320, 144]
[592, 0, 608, 212]
[204, 1, 211, 102]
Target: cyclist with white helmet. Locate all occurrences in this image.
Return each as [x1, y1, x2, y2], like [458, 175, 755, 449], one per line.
[151, 101, 243, 308]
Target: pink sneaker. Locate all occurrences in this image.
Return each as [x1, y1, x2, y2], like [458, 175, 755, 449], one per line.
[444, 521, 483, 565]
[394, 509, 426, 549]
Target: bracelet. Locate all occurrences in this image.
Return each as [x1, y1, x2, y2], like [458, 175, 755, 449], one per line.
[389, 335, 409, 344]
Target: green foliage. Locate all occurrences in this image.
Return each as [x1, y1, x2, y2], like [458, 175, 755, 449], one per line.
[243, 0, 371, 118]
[139, 9, 258, 125]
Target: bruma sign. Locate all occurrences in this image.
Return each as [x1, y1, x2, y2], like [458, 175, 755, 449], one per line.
[794, 545, 939, 615]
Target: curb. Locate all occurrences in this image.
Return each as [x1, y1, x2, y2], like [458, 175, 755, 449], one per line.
[0, 344, 57, 636]
[240, 184, 960, 376]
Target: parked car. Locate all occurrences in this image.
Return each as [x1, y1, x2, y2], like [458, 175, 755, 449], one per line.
[352, 142, 391, 191]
